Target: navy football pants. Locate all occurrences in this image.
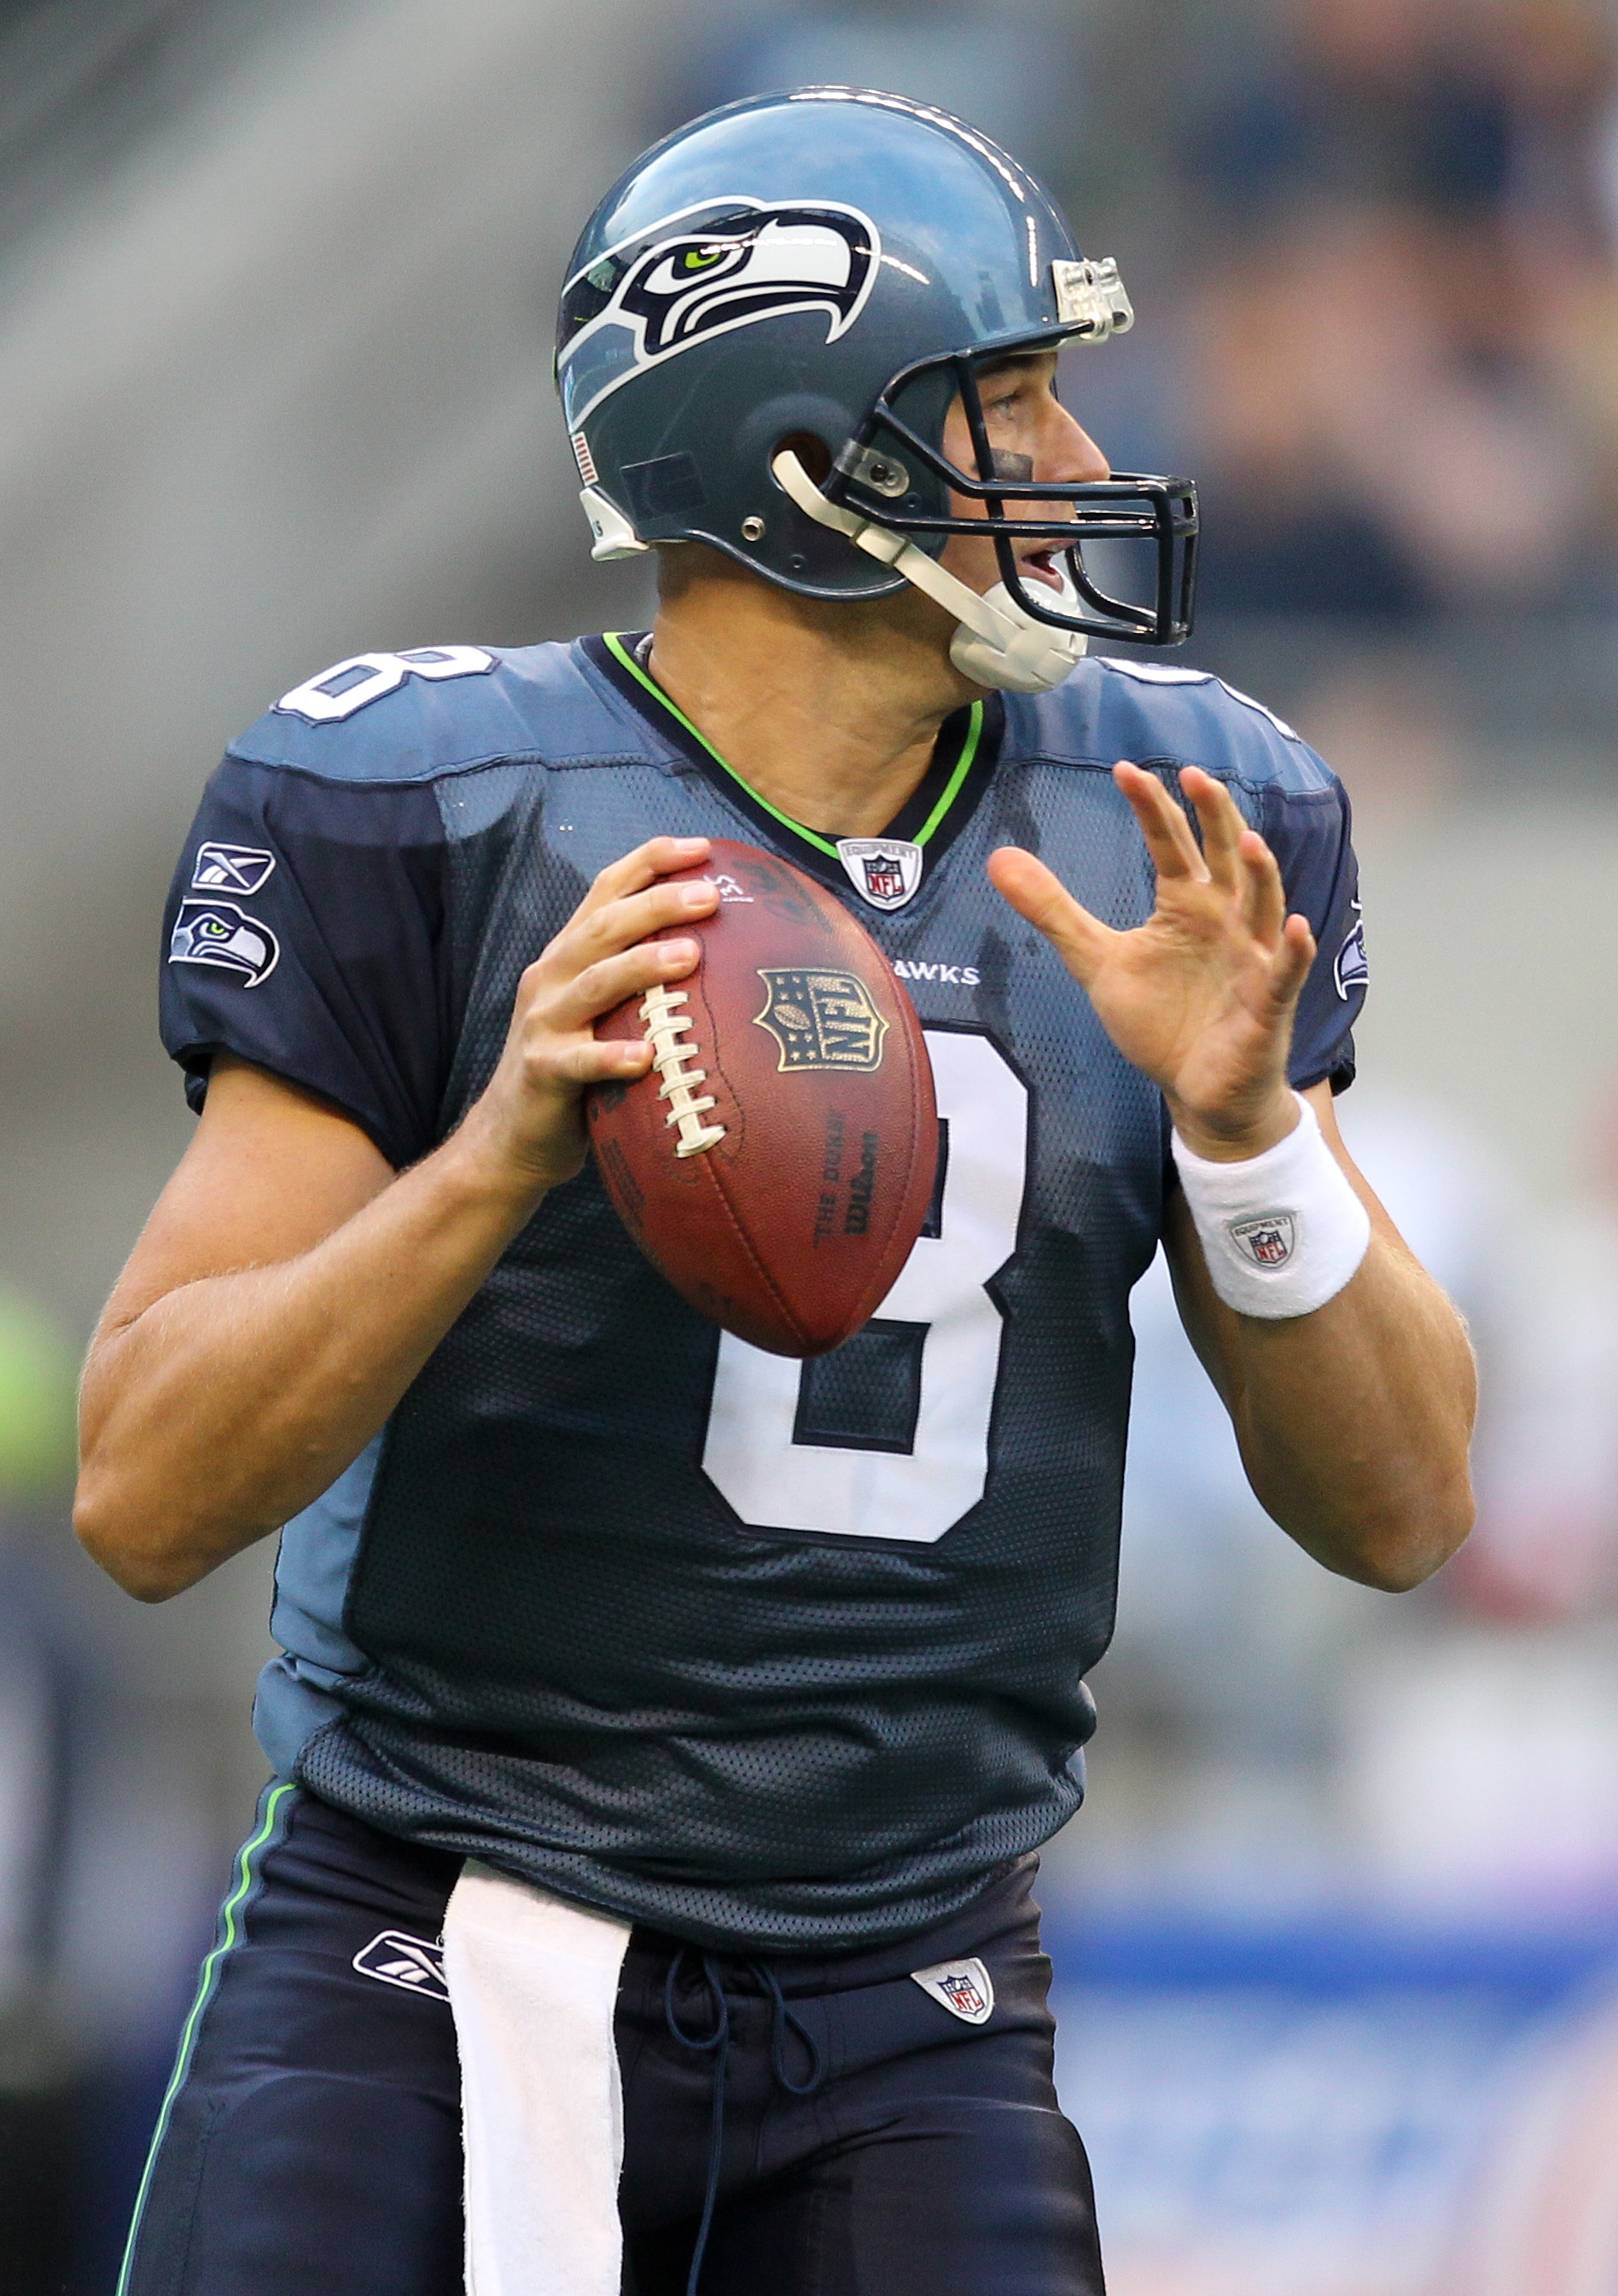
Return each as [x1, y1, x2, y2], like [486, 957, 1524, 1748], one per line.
[119, 1785, 1104, 2295]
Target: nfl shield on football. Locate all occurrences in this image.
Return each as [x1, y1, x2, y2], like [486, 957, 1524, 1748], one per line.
[589, 840, 937, 1357]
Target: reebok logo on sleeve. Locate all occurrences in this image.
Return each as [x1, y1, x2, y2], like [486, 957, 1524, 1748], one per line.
[192, 843, 276, 896]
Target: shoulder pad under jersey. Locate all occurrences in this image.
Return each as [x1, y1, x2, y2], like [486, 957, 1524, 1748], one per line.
[226, 639, 667, 781]
[1010, 657, 1337, 796]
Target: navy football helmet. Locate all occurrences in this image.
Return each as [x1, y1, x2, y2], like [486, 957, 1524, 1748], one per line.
[556, 88, 1197, 690]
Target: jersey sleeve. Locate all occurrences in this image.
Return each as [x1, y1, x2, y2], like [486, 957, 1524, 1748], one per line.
[159, 757, 451, 1168]
[1260, 776, 1366, 1094]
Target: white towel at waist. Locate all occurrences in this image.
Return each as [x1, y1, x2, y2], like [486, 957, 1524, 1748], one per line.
[443, 1859, 633, 2296]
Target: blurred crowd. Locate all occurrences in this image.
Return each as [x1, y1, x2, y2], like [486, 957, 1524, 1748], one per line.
[693, 0, 1618, 622]
[1161, 0, 1618, 619]
[1110, 1077, 1618, 1918]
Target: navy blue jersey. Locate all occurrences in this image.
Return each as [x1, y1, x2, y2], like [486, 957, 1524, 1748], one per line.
[160, 636, 1365, 1951]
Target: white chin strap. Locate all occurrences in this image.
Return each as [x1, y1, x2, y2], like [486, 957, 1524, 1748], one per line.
[770, 449, 1087, 695]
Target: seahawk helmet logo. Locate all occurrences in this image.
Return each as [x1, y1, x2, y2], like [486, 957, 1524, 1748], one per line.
[558, 200, 880, 428]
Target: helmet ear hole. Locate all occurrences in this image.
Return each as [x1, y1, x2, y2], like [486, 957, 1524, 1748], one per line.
[772, 432, 832, 486]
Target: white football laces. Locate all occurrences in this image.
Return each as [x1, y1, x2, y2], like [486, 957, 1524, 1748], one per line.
[638, 984, 725, 1156]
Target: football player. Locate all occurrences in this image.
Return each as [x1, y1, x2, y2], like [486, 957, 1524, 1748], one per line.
[79, 90, 1475, 2296]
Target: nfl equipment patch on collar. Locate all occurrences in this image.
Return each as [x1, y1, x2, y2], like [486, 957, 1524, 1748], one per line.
[837, 836, 922, 911]
[911, 1955, 994, 2025]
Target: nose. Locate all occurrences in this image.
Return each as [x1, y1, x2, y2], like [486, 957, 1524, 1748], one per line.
[1041, 397, 1109, 485]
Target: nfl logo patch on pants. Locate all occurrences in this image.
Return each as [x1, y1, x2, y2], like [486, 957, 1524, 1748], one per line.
[911, 1956, 995, 2024]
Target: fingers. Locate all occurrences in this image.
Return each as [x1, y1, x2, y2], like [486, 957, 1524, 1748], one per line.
[553, 1032, 655, 1087]
[1237, 828, 1286, 947]
[501, 933, 690, 1125]
[1239, 911, 1316, 1037]
[551, 873, 718, 994]
[1121, 764, 1281, 914]
[474, 838, 716, 1190]
[1272, 911, 1317, 1007]
[513, 834, 717, 1078]
[574, 834, 711, 920]
[1113, 763, 1208, 881]
[987, 846, 1115, 988]
[1127, 764, 1292, 950]
[555, 934, 701, 1034]
[1180, 767, 1245, 892]
[538, 836, 719, 1029]
[592, 873, 718, 950]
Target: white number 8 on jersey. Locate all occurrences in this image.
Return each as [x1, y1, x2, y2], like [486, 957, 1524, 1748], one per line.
[276, 646, 495, 724]
[702, 1029, 1030, 1545]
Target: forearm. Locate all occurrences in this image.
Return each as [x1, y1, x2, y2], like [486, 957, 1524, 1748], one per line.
[1164, 1067, 1477, 1590]
[1201, 1233, 1476, 1588]
[77, 835, 718, 1603]
[76, 1118, 542, 1599]
[994, 761, 1475, 1584]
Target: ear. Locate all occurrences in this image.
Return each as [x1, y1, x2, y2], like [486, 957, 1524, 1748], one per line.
[655, 540, 735, 602]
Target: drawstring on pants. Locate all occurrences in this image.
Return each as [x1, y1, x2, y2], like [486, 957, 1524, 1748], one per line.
[662, 1950, 824, 2296]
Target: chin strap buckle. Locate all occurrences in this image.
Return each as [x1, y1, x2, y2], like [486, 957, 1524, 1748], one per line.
[770, 450, 1085, 695]
[579, 485, 649, 562]
[771, 450, 1010, 644]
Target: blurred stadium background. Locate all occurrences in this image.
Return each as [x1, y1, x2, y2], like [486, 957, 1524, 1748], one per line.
[2, 0, 1616, 2288]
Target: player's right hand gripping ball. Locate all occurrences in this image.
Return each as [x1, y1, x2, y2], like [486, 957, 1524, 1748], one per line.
[590, 840, 937, 1357]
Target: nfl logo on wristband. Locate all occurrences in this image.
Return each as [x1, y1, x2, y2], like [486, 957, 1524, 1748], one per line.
[1172, 1093, 1371, 1320]
[1228, 1212, 1295, 1269]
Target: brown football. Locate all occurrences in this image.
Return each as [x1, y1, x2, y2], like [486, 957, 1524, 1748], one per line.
[589, 839, 937, 1357]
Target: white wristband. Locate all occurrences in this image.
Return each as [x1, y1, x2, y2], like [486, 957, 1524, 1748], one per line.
[1171, 1092, 1371, 1319]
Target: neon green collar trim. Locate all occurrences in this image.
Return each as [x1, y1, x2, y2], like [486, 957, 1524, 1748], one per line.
[914, 706, 983, 847]
[602, 631, 982, 858]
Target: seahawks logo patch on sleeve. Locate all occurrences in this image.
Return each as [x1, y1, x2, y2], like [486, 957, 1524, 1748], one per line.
[169, 898, 280, 988]
[1335, 903, 1368, 999]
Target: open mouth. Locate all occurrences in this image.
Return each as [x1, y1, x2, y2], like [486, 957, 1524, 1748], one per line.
[1016, 544, 1072, 594]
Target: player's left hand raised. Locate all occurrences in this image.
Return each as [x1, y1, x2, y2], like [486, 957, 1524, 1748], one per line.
[988, 764, 1315, 1161]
